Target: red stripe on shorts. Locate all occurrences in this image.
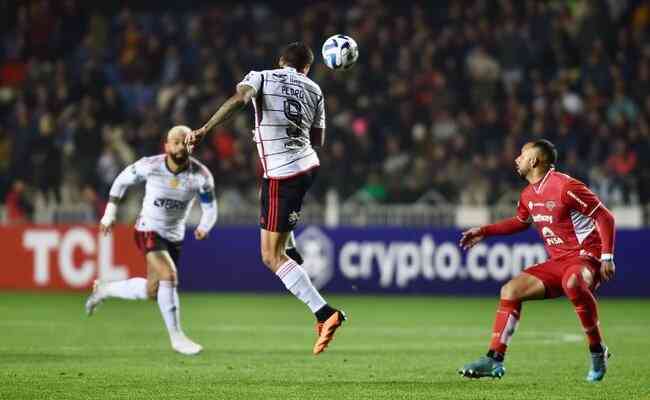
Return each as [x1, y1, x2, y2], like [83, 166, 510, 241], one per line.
[272, 180, 279, 231]
[268, 180, 275, 231]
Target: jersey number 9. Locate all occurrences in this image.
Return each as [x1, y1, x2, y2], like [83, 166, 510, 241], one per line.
[283, 99, 303, 138]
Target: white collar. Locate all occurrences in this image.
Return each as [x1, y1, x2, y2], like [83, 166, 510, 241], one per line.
[532, 168, 554, 194]
[283, 66, 303, 74]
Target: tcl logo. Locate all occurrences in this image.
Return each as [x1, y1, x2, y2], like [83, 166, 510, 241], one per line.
[22, 228, 128, 288]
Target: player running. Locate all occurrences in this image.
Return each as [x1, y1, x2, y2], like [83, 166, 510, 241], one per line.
[458, 139, 616, 382]
[85, 126, 218, 356]
[185, 42, 345, 355]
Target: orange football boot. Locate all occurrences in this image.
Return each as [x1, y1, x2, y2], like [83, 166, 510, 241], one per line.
[313, 310, 346, 355]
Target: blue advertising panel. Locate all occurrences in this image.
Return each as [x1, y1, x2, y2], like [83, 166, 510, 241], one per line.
[179, 226, 650, 297]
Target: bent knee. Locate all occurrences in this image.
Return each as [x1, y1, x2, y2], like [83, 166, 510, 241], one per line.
[260, 251, 274, 268]
[157, 270, 177, 283]
[147, 283, 159, 300]
[260, 249, 282, 269]
[500, 281, 520, 300]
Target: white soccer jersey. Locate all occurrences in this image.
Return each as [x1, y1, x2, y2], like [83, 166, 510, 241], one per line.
[237, 66, 325, 179]
[109, 155, 217, 242]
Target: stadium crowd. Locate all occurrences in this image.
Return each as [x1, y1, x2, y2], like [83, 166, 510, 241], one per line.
[1, 0, 650, 223]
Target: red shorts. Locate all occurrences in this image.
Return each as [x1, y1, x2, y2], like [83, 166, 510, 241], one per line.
[133, 230, 183, 266]
[523, 255, 601, 298]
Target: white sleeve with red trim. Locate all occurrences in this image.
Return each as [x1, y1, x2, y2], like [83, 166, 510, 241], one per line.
[236, 70, 263, 95]
[561, 180, 602, 217]
[108, 157, 150, 199]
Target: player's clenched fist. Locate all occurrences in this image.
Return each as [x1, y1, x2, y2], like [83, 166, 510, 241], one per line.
[99, 221, 114, 235]
[194, 229, 208, 240]
[185, 127, 207, 153]
[99, 202, 117, 235]
[600, 260, 615, 282]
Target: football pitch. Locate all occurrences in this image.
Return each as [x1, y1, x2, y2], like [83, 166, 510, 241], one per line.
[1, 293, 648, 400]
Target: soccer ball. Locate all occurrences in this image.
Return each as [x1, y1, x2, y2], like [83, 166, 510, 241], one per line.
[321, 34, 359, 70]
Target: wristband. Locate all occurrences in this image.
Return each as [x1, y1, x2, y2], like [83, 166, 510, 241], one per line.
[101, 202, 118, 225]
[600, 253, 614, 262]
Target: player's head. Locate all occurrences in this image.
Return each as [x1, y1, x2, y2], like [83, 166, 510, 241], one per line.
[279, 42, 314, 74]
[165, 125, 191, 165]
[515, 139, 557, 179]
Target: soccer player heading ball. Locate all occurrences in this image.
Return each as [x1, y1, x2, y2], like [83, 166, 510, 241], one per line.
[458, 139, 615, 382]
[186, 42, 346, 355]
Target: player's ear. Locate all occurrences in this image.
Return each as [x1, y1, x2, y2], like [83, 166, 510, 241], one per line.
[531, 155, 539, 168]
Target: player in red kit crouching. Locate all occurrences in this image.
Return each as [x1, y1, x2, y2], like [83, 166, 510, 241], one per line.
[458, 140, 616, 382]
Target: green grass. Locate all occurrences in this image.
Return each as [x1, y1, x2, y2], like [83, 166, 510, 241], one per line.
[0, 293, 649, 400]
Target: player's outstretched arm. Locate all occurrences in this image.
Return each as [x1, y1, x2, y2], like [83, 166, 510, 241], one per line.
[460, 217, 530, 250]
[99, 161, 146, 235]
[187, 84, 256, 151]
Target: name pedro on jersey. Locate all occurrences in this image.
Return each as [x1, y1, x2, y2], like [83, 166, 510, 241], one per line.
[281, 85, 305, 100]
[153, 198, 189, 210]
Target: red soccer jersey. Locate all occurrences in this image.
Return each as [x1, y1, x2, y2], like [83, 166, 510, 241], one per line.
[516, 169, 603, 260]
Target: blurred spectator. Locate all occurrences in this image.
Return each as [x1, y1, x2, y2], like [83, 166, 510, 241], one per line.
[606, 139, 638, 203]
[0, 0, 649, 219]
[355, 172, 387, 203]
[96, 145, 122, 197]
[466, 45, 501, 105]
[0, 125, 11, 199]
[607, 82, 639, 124]
[81, 184, 106, 222]
[5, 180, 33, 224]
[30, 113, 62, 203]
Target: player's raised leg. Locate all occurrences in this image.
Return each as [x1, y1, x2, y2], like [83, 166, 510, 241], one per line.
[561, 263, 610, 382]
[85, 277, 148, 315]
[261, 228, 345, 355]
[459, 272, 545, 379]
[145, 250, 202, 355]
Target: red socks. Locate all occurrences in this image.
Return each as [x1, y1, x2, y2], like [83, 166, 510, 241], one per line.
[489, 299, 522, 355]
[562, 269, 603, 349]
[487, 267, 603, 359]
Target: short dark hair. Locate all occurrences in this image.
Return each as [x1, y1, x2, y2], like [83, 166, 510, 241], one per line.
[280, 42, 314, 71]
[531, 139, 557, 166]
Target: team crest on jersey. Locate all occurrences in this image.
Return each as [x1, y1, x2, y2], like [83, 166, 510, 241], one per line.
[169, 177, 180, 188]
[545, 200, 556, 210]
[528, 201, 533, 210]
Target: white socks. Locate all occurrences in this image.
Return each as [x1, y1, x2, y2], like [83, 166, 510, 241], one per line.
[157, 280, 182, 337]
[101, 278, 148, 300]
[99, 278, 187, 342]
[276, 259, 327, 313]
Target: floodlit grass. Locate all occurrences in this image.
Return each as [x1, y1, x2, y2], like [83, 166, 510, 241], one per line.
[1, 292, 648, 399]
